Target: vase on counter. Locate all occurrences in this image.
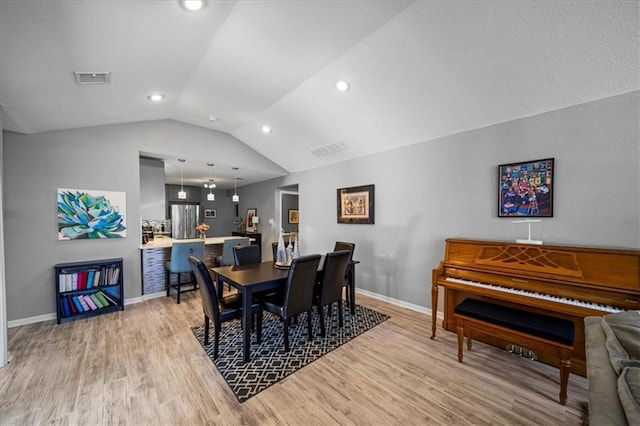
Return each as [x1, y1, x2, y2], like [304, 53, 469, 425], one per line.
[199, 232, 206, 240]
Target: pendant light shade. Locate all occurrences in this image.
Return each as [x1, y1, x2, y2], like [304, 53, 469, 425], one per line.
[232, 167, 239, 203]
[178, 158, 187, 199]
[206, 163, 215, 201]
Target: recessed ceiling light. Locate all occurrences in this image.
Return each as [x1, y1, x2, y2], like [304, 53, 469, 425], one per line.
[147, 93, 164, 102]
[261, 125, 272, 134]
[336, 80, 350, 92]
[181, 0, 206, 11]
[207, 116, 217, 121]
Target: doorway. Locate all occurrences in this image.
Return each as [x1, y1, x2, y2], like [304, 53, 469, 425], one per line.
[277, 186, 298, 239]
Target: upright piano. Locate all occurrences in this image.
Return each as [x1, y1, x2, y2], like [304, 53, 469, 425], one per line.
[431, 238, 640, 375]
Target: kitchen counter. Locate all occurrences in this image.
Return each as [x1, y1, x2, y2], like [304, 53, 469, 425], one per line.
[139, 235, 248, 249]
[139, 235, 254, 295]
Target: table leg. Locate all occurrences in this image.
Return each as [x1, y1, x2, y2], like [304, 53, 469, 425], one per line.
[348, 263, 356, 315]
[242, 287, 252, 364]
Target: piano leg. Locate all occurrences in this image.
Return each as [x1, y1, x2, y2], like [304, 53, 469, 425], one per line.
[431, 282, 439, 339]
[559, 348, 571, 405]
[456, 322, 465, 362]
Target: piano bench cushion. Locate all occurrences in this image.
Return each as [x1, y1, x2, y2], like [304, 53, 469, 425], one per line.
[454, 298, 575, 346]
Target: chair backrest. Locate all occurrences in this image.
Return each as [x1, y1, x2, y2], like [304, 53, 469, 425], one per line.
[233, 244, 261, 266]
[333, 241, 355, 261]
[283, 254, 321, 318]
[221, 238, 250, 265]
[319, 250, 351, 306]
[189, 256, 220, 322]
[169, 241, 205, 273]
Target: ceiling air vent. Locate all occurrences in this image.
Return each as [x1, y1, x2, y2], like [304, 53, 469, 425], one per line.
[310, 141, 348, 157]
[73, 72, 111, 85]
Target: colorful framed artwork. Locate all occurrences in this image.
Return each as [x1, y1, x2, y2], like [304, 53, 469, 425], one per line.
[337, 184, 375, 224]
[57, 188, 127, 240]
[288, 209, 299, 224]
[498, 158, 554, 217]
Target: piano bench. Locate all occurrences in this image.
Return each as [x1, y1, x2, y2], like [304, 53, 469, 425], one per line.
[454, 298, 575, 405]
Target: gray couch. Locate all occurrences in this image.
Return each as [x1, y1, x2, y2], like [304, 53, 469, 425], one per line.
[584, 311, 640, 426]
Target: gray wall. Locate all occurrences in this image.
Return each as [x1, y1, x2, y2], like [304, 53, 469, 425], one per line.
[139, 157, 166, 221]
[241, 92, 640, 309]
[2, 120, 285, 322]
[2, 92, 639, 322]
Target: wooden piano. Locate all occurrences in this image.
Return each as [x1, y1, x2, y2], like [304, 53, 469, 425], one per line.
[431, 238, 640, 376]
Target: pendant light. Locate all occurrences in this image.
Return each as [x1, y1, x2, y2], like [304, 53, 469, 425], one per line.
[178, 158, 187, 199]
[232, 167, 239, 203]
[206, 163, 215, 201]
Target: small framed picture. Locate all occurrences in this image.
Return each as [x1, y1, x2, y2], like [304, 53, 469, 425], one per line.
[288, 209, 299, 224]
[246, 208, 257, 232]
[204, 209, 216, 219]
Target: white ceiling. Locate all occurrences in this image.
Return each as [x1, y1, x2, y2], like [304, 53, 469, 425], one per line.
[1, 0, 638, 188]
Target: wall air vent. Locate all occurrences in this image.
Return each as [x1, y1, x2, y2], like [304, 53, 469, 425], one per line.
[310, 141, 348, 157]
[73, 72, 111, 85]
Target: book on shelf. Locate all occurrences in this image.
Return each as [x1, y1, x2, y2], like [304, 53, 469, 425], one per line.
[100, 291, 117, 306]
[94, 292, 110, 308]
[61, 297, 71, 316]
[57, 266, 121, 293]
[83, 294, 98, 310]
[72, 296, 85, 312]
[67, 295, 78, 314]
[89, 293, 104, 309]
[77, 295, 90, 311]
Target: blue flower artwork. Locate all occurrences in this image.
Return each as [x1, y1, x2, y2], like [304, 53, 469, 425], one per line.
[57, 188, 127, 240]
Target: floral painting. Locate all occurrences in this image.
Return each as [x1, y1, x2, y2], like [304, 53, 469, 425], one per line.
[57, 188, 127, 240]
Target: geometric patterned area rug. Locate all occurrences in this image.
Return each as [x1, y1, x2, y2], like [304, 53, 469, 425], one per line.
[191, 303, 389, 402]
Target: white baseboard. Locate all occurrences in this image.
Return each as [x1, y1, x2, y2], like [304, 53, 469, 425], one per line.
[7, 292, 165, 328]
[8, 290, 441, 328]
[8, 312, 57, 328]
[356, 289, 443, 321]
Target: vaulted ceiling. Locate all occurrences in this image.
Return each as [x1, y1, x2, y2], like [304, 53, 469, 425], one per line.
[1, 1, 638, 188]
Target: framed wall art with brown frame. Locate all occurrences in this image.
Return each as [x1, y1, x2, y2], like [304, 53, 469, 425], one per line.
[337, 184, 375, 224]
[288, 209, 299, 224]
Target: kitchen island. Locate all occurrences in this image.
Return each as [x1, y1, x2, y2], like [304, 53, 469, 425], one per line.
[139, 235, 251, 295]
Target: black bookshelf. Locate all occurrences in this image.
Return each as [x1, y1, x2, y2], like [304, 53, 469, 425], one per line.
[54, 258, 124, 324]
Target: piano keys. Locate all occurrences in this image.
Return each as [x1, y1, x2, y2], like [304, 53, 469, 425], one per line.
[431, 238, 640, 376]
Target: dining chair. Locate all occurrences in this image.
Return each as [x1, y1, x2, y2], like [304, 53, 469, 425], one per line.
[315, 250, 351, 337]
[233, 244, 261, 266]
[260, 254, 321, 351]
[188, 256, 262, 359]
[216, 238, 251, 267]
[334, 241, 356, 307]
[214, 237, 250, 295]
[165, 240, 205, 304]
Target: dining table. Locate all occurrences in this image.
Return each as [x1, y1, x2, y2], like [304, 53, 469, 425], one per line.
[212, 258, 360, 364]
[212, 261, 289, 363]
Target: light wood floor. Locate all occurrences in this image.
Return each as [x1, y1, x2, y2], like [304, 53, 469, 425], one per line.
[1, 291, 589, 425]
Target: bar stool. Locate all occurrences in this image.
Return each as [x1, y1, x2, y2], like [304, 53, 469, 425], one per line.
[165, 240, 205, 304]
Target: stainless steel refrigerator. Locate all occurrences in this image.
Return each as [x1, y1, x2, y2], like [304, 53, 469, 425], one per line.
[171, 204, 199, 239]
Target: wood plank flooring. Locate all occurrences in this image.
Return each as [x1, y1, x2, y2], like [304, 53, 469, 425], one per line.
[0, 292, 589, 425]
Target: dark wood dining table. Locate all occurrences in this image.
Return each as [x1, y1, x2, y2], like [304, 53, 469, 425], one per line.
[212, 261, 289, 363]
[212, 258, 360, 364]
